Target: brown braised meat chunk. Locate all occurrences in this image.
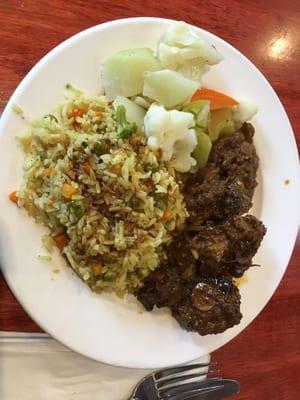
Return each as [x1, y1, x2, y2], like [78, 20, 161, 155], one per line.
[137, 215, 265, 334]
[137, 265, 242, 335]
[210, 123, 258, 197]
[171, 276, 242, 335]
[166, 215, 266, 277]
[184, 123, 258, 224]
[222, 214, 266, 277]
[137, 264, 184, 311]
[189, 215, 266, 277]
[165, 232, 195, 271]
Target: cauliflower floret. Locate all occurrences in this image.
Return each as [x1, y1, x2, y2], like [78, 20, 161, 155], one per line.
[233, 99, 258, 128]
[144, 103, 197, 172]
[158, 21, 223, 69]
[170, 130, 197, 172]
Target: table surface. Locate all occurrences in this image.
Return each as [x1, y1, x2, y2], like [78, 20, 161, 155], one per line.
[0, 1, 299, 399]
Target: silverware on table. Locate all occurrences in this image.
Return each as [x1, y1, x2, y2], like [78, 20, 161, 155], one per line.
[128, 362, 240, 399]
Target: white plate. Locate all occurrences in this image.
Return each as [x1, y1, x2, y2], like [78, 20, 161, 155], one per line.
[0, 17, 299, 369]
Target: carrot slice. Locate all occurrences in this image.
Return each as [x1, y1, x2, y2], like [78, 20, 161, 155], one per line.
[53, 233, 68, 249]
[162, 210, 173, 221]
[129, 136, 138, 146]
[91, 263, 102, 277]
[44, 167, 54, 177]
[69, 107, 85, 118]
[9, 190, 18, 203]
[191, 88, 239, 110]
[61, 183, 77, 199]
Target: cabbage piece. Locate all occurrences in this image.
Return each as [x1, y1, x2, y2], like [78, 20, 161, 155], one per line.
[183, 100, 210, 129]
[143, 70, 199, 108]
[101, 48, 161, 100]
[233, 100, 258, 129]
[208, 108, 235, 141]
[113, 96, 145, 127]
[144, 103, 196, 172]
[176, 59, 207, 82]
[192, 129, 212, 169]
[158, 22, 223, 69]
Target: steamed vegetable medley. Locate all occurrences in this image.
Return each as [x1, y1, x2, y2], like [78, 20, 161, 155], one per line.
[101, 21, 258, 172]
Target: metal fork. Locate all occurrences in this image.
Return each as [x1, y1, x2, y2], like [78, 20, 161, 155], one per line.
[128, 362, 240, 400]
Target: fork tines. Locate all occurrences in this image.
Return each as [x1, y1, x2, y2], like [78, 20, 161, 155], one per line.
[154, 362, 220, 400]
[154, 362, 217, 381]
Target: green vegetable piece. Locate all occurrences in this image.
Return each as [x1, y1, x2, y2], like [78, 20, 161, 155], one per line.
[183, 100, 210, 129]
[67, 200, 85, 219]
[155, 199, 167, 211]
[116, 105, 137, 139]
[220, 119, 235, 136]
[113, 96, 145, 127]
[208, 108, 235, 141]
[192, 130, 212, 169]
[39, 152, 47, 161]
[44, 114, 58, 123]
[103, 271, 117, 281]
[129, 196, 140, 209]
[138, 268, 150, 279]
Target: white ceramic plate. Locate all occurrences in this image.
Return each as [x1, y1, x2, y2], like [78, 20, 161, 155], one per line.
[0, 18, 299, 369]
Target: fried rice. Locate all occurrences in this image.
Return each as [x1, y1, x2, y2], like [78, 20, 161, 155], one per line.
[17, 87, 188, 296]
